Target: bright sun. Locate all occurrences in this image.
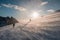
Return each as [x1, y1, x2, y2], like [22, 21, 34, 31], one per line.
[31, 11, 39, 19]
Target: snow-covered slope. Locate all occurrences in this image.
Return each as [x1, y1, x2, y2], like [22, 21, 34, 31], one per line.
[39, 12, 60, 26]
[0, 12, 60, 40]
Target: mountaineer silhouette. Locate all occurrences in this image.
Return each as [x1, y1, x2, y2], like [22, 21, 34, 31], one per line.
[24, 19, 31, 26]
[10, 16, 19, 28]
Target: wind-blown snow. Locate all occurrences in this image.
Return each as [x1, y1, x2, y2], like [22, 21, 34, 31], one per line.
[0, 23, 60, 40]
[0, 13, 60, 40]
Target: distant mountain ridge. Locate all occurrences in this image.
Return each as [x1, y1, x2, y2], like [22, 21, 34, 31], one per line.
[0, 16, 18, 27]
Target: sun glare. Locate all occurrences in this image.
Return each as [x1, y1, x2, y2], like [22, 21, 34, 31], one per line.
[31, 11, 39, 19]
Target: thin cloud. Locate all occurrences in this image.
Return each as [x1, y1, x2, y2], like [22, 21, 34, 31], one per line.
[0, 6, 2, 7]
[40, 2, 48, 6]
[47, 9, 55, 13]
[2, 4, 27, 12]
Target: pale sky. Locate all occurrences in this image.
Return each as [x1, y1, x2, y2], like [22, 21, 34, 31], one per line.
[0, 0, 60, 20]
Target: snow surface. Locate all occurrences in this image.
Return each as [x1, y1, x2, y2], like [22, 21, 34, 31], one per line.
[0, 13, 60, 40]
[0, 24, 60, 40]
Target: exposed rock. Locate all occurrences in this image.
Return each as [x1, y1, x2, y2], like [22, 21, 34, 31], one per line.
[0, 16, 18, 27]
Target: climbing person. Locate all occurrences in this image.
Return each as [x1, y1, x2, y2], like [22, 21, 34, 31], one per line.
[24, 18, 31, 26]
[11, 16, 15, 28]
[13, 23, 15, 28]
[30, 19, 31, 22]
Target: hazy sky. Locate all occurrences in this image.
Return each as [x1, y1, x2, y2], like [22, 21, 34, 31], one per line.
[0, 0, 60, 20]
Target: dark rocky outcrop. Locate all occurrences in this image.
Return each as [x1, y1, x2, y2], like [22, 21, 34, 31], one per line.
[55, 10, 60, 13]
[0, 16, 18, 27]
